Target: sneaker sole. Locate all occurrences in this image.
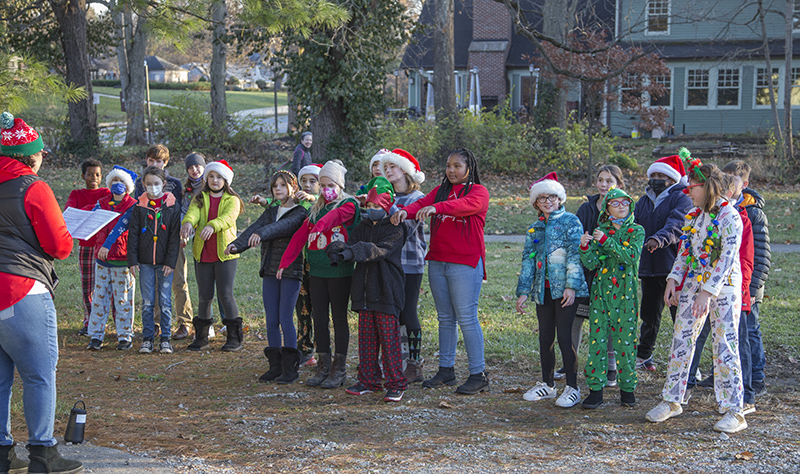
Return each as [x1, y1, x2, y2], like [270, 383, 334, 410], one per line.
[455, 385, 489, 395]
[742, 406, 756, 416]
[581, 400, 604, 409]
[384, 396, 404, 402]
[345, 389, 374, 395]
[646, 409, 682, 423]
[220, 345, 244, 352]
[523, 393, 557, 402]
[421, 380, 457, 388]
[714, 420, 748, 434]
[139, 350, 153, 354]
[621, 400, 637, 407]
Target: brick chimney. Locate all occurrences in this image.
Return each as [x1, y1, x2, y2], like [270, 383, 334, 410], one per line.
[468, 0, 512, 106]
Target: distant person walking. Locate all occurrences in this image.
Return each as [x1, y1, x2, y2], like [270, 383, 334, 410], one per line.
[291, 132, 313, 178]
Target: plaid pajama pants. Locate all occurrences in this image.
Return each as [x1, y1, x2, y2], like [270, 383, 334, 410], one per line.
[357, 310, 408, 391]
[79, 246, 95, 325]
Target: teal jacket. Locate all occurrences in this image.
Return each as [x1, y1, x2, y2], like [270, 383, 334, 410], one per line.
[516, 207, 589, 305]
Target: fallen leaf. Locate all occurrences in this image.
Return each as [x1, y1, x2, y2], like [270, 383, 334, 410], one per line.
[735, 451, 754, 461]
[789, 356, 798, 364]
[438, 401, 454, 409]
[501, 295, 512, 302]
[503, 387, 524, 393]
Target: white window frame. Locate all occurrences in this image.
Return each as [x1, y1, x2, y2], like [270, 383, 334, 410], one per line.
[646, 0, 671, 36]
[646, 69, 673, 108]
[753, 67, 781, 110]
[791, 67, 800, 108]
[685, 68, 711, 109]
[715, 67, 742, 110]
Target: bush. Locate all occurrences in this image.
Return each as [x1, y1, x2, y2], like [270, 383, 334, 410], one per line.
[92, 80, 212, 91]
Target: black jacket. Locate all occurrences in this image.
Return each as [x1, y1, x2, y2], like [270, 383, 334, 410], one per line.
[634, 183, 693, 278]
[291, 144, 311, 178]
[326, 216, 406, 317]
[127, 194, 181, 269]
[742, 187, 771, 302]
[575, 194, 601, 303]
[229, 204, 307, 280]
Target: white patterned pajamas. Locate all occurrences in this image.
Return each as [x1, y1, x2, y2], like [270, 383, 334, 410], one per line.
[87, 264, 135, 342]
[661, 200, 744, 413]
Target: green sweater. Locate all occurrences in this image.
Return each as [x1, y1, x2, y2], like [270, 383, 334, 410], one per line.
[305, 198, 361, 278]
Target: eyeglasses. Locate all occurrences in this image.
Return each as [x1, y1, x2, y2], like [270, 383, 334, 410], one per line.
[682, 183, 703, 194]
[536, 195, 559, 203]
[608, 200, 631, 208]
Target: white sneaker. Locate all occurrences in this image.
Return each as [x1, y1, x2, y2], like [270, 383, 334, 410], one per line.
[208, 325, 216, 338]
[159, 340, 173, 354]
[645, 400, 682, 422]
[714, 410, 747, 433]
[523, 382, 557, 401]
[681, 387, 692, 406]
[742, 403, 756, 415]
[555, 385, 581, 408]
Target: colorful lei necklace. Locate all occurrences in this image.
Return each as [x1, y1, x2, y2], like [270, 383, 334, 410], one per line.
[141, 198, 167, 243]
[679, 202, 727, 283]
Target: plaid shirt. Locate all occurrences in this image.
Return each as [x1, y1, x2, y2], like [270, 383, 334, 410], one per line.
[395, 191, 427, 274]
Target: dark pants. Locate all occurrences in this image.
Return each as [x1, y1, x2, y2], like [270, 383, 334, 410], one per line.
[295, 262, 314, 353]
[536, 289, 578, 388]
[637, 276, 678, 360]
[194, 259, 238, 321]
[310, 276, 352, 355]
[688, 309, 753, 404]
[748, 302, 766, 385]
[357, 310, 408, 391]
[400, 273, 423, 361]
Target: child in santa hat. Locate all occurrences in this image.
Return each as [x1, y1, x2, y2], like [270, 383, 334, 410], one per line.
[515, 172, 588, 408]
[634, 154, 693, 372]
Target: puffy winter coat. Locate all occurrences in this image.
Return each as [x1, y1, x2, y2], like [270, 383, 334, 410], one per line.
[634, 183, 693, 277]
[127, 193, 181, 269]
[742, 187, 771, 303]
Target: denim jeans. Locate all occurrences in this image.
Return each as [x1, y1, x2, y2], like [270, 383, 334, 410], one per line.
[428, 259, 485, 374]
[0, 292, 59, 446]
[140, 264, 174, 341]
[688, 310, 753, 404]
[262, 275, 301, 348]
[748, 302, 766, 385]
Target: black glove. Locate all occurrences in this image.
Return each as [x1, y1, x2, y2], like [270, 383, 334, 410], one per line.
[327, 250, 342, 267]
[339, 248, 354, 262]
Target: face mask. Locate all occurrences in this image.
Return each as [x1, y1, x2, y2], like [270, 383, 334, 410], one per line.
[146, 184, 163, 197]
[110, 182, 127, 195]
[648, 178, 668, 195]
[366, 208, 387, 222]
[321, 187, 338, 202]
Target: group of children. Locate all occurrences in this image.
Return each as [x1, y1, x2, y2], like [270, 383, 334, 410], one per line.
[70, 143, 770, 423]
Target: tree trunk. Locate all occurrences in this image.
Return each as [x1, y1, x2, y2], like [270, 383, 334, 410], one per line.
[758, 0, 783, 154]
[784, 0, 794, 161]
[210, 0, 228, 130]
[312, 97, 346, 163]
[114, 2, 148, 146]
[542, 0, 577, 129]
[432, 0, 455, 122]
[50, 0, 98, 151]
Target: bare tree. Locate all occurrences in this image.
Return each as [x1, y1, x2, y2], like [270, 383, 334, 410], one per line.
[433, 0, 456, 122]
[112, 0, 149, 145]
[210, 0, 227, 129]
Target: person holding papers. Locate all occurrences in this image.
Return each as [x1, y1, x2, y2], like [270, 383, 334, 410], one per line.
[85, 165, 139, 351]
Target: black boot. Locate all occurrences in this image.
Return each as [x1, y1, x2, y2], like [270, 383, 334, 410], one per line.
[422, 366, 457, 388]
[0, 443, 28, 474]
[220, 317, 244, 352]
[187, 317, 212, 351]
[455, 371, 490, 395]
[26, 443, 83, 474]
[258, 347, 282, 383]
[320, 353, 347, 389]
[621, 390, 636, 407]
[582, 389, 604, 409]
[306, 353, 331, 387]
[275, 347, 302, 384]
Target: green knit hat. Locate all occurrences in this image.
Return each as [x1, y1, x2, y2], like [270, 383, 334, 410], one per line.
[600, 187, 635, 226]
[364, 176, 395, 212]
[1, 112, 44, 157]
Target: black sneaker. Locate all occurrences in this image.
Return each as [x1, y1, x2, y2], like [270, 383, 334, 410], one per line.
[696, 375, 714, 388]
[116, 340, 133, 351]
[139, 340, 154, 354]
[581, 389, 604, 409]
[77, 327, 89, 337]
[753, 381, 767, 397]
[86, 339, 102, 350]
[607, 369, 618, 387]
[554, 367, 567, 380]
[384, 389, 404, 402]
[621, 390, 636, 407]
[345, 383, 374, 395]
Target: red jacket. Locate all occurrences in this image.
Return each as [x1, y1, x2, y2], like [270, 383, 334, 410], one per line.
[0, 156, 72, 310]
[93, 194, 137, 262]
[402, 183, 489, 278]
[737, 205, 754, 312]
[65, 187, 111, 247]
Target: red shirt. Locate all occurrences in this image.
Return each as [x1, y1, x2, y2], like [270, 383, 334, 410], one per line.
[402, 183, 489, 278]
[65, 187, 111, 246]
[200, 196, 221, 263]
[738, 206, 754, 312]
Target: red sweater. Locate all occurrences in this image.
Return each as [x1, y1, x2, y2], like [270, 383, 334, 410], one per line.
[402, 183, 489, 278]
[738, 206, 754, 312]
[65, 187, 111, 246]
[0, 157, 73, 310]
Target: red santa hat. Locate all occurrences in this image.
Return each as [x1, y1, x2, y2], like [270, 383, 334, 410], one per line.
[379, 148, 425, 184]
[204, 159, 234, 185]
[529, 171, 566, 206]
[0, 112, 43, 157]
[298, 163, 322, 179]
[647, 155, 686, 184]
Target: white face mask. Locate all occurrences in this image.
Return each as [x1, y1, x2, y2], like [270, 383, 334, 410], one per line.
[146, 184, 163, 197]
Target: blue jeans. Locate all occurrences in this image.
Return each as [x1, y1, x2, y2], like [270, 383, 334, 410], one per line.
[748, 302, 766, 385]
[140, 265, 174, 341]
[0, 292, 59, 446]
[262, 276, 301, 348]
[688, 309, 753, 404]
[428, 259, 485, 374]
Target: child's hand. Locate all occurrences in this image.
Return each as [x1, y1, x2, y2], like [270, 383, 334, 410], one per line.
[307, 232, 320, 246]
[249, 195, 267, 206]
[129, 265, 138, 278]
[180, 222, 195, 239]
[199, 225, 214, 241]
[516, 295, 528, 314]
[390, 210, 407, 226]
[98, 247, 109, 261]
[224, 244, 236, 255]
[692, 290, 712, 318]
[248, 233, 261, 248]
[416, 206, 437, 220]
[561, 288, 576, 307]
[276, 268, 284, 280]
[664, 279, 679, 306]
[645, 238, 659, 253]
[580, 232, 592, 247]
[163, 266, 173, 277]
[592, 229, 605, 241]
